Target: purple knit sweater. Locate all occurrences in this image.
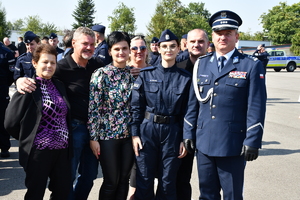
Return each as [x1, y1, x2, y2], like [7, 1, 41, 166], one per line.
[33, 77, 69, 150]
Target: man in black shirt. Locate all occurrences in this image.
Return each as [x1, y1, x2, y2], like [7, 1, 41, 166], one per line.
[176, 28, 210, 200]
[17, 37, 27, 55]
[3, 37, 19, 57]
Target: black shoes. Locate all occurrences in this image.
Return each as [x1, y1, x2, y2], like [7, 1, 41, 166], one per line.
[1, 151, 10, 158]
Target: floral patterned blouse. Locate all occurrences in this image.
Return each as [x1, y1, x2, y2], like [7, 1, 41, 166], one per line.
[88, 64, 135, 140]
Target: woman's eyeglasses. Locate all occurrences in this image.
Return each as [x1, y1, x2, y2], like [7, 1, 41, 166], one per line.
[131, 46, 147, 52]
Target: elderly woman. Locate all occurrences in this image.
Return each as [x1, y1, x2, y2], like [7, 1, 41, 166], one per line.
[5, 44, 72, 200]
[88, 31, 135, 200]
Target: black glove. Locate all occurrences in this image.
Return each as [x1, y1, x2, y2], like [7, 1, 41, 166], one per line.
[241, 145, 259, 161]
[183, 139, 195, 154]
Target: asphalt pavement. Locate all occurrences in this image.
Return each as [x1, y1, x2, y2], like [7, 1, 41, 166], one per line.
[1, 69, 300, 200]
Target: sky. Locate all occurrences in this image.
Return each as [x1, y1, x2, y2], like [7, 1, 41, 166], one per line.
[1, 0, 299, 36]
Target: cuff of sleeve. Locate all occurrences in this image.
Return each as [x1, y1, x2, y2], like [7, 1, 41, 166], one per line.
[131, 124, 140, 136]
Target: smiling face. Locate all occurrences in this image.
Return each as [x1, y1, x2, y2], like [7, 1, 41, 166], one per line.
[72, 34, 95, 60]
[187, 29, 209, 58]
[212, 29, 239, 55]
[130, 39, 148, 65]
[110, 40, 130, 67]
[158, 40, 180, 62]
[26, 40, 39, 53]
[33, 53, 56, 79]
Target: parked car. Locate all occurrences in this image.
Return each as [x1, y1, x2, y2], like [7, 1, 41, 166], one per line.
[267, 50, 300, 72]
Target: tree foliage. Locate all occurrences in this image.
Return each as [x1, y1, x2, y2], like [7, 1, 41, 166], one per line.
[21, 15, 57, 37]
[0, 2, 11, 41]
[72, 0, 96, 29]
[290, 30, 300, 55]
[260, 2, 300, 45]
[108, 2, 136, 35]
[7, 19, 24, 31]
[147, 0, 211, 41]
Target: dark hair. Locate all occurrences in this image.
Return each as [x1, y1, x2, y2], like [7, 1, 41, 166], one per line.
[32, 44, 57, 63]
[33, 36, 40, 44]
[18, 37, 23, 41]
[107, 31, 130, 50]
[63, 30, 74, 48]
[42, 36, 49, 40]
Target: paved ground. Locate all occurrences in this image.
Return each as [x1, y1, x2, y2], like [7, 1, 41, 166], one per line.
[1, 69, 300, 199]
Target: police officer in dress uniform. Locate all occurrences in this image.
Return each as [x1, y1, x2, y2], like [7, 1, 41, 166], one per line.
[91, 24, 112, 65]
[0, 43, 15, 157]
[49, 33, 64, 54]
[148, 36, 160, 65]
[14, 31, 40, 81]
[183, 10, 267, 200]
[131, 29, 190, 200]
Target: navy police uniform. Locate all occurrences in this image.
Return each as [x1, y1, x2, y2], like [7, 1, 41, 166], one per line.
[149, 37, 159, 65]
[183, 10, 267, 200]
[14, 31, 37, 80]
[49, 33, 64, 54]
[131, 29, 191, 200]
[0, 43, 15, 156]
[91, 25, 112, 65]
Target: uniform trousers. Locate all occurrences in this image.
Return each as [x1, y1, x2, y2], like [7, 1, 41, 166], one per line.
[0, 85, 10, 152]
[135, 120, 182, 200]
[197, 151, 245, 200]
[99, 137, 134, 200]
[24, 148, 71, 200]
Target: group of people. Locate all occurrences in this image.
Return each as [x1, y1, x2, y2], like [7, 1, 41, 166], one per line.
[0, 9, 267, 200]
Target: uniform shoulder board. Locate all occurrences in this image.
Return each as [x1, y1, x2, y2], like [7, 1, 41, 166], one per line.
[178, 68, 192, 76]
[140, 66, 156, 71]
[199, 52, 213, 60]
[17, 52, 27, 60]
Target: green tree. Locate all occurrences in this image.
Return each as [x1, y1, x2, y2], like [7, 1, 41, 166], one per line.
[108, 2, 136, 34]
[260, 2, 300, 45]
[22, 15, 43, 34]
[0, 2, 11, 41]
[147, 0, 211, 41]
[40, 22, 58, 37]
[290, 30, 300, 56]
[72, 0, 96, 29]
[7, 19, 24, 31]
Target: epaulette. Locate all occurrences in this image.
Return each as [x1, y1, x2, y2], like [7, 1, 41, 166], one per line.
[199, 52, 213, 60]
[17, 52, 27, 60]
[178, 68, 192, 76]
[140, 66, 156, 71]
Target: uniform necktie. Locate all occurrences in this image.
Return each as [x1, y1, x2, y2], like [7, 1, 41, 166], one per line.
[218, 56, 226, 72]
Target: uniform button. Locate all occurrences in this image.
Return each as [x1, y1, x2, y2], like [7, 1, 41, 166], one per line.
[212, 116, 215, 119]
[213, 93, 217, 96]
[241, 130, 243, 132]
[215, 82, 219, 86]
[235, 83, 238, 86]
[205, 79, 208, 82]
[212, 105, 216, 108]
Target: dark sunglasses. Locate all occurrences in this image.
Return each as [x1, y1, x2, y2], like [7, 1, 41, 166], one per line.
[131, 46, 147, 52]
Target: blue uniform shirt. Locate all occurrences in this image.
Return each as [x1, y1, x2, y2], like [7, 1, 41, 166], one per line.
[93, 40, 112, 65]
[14, 52, 35, 80]
[131, 63, 192, 136]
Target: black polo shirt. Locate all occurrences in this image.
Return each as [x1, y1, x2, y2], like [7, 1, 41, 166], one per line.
[177, 57, 194, 74]
[54, 54, 105, 122]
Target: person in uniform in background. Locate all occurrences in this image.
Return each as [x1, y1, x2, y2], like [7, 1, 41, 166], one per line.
[14, 31, 40, 81]
[17, 37, 27, 56]
[91, 24, 112, 65]
[180, 34, 187, 52]
[3, 37, 19, 57]
[0, 42, 15, 158]
[253, 44, 269, 71]
[49, 33, 64, 54]
[183, 10, 267, 200]
[176, 28, 210, 200]
[57, 30, 74, 62]
[5, 44, 72, 199]
[15, 27, 105, 200]
[207, 42, 215, 53]
[41, 36, 49, 44]
[88, 31, 135, 200]
[131, 29, 189, 200]
[148, 36, 159, 65]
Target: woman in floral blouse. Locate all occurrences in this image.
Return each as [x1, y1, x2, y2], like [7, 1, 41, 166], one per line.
[88, 31, 135, 200]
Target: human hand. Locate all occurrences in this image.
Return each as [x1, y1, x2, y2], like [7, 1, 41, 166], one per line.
[90, 140, 100, 159]
[183, 139, 195, 154]
[16, 77, 36, 94]
[132, 136, 143, 156]
[130, 68, 141, 77]
[241, 145, 258, 161]
[178, 142, 187, 158]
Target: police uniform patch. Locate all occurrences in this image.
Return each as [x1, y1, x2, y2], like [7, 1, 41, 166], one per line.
[133, 83, 140, 88]
[229, 71, 247, 79]
[233, 56, 239, 64]
[221, 12, 227, 18]
[165, 34, 170, 40]
[260, 74, 264, 79]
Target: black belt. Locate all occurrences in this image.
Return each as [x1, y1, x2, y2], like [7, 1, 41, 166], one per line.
[72, 118, 86, 125]
[144, 111, 180, 124]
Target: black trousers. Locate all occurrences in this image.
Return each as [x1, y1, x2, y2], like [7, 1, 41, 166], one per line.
[99, 138, 134, 200]
[0, 85, 10, 152]
[24, 148, 71, 200]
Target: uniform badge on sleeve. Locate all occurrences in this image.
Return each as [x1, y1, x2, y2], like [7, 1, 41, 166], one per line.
[229, 71, 247, 79]
[260, 74, 264, 79]
[133, 83, 140, 89]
